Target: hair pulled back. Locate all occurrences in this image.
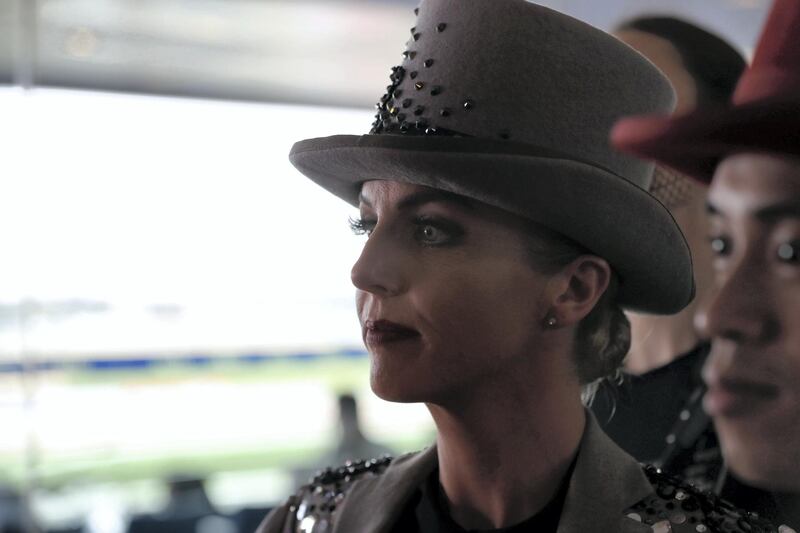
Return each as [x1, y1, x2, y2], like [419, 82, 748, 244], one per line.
[523, 223, 631, 395]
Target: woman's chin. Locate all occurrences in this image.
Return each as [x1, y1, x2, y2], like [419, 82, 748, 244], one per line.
[369, 358, 427, 403]
[370, 379, 424, 403]
[369, 369, 437, 404]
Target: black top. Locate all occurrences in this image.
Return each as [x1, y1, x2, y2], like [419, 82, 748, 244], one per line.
[590, 342, 710, 463]
[390, 467, 569, 533]
[591, 343, 783, 521]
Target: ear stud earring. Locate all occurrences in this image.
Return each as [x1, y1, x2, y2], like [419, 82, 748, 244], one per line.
[545, 316, 558, 328]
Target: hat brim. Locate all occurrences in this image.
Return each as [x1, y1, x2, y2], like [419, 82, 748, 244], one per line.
[611, 99, 800, 183]
[290, 134, 693, 314]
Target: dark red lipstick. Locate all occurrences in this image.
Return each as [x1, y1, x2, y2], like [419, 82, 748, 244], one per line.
[364, 319, 420, 346]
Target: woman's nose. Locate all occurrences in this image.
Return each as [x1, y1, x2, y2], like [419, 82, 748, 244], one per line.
[350, 227, 406, 297]
[696, 255, 778, 345]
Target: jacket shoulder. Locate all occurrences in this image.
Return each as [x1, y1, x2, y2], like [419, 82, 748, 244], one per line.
[627, 465, 782, 532]
[269, 455, 394, 533]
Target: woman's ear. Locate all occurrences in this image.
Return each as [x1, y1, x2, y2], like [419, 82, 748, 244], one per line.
[545, 256, 611, 328]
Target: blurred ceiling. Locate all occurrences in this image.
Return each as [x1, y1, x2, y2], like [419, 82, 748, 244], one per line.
[1, 0, 771, 108]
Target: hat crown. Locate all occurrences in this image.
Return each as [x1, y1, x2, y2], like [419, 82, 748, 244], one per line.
[288, 0, 695, 313]
[371, 0, 675, 189]
[734, 0, 800, 103]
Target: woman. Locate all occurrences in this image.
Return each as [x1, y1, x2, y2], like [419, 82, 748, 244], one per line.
[258, 0, 774, 531]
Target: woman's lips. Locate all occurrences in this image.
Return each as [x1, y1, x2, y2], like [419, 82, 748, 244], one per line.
[704, 378, 780, 418]
[363, 319, 421, 347]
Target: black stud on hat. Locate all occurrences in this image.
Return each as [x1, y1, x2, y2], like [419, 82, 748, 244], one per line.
[288, 0, 693, 315]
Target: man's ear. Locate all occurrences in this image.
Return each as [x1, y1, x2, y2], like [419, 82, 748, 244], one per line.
[544, 256, 611, 328]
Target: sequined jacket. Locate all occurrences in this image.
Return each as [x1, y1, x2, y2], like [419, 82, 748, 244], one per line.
[256, 413, 780, 533]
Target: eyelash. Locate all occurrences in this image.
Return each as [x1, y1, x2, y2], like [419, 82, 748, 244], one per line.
[347, 215, 464, 245]
[348, 216, 375, 236]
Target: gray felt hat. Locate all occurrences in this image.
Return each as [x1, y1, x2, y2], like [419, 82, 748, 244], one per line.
[289, 0, 694, 314]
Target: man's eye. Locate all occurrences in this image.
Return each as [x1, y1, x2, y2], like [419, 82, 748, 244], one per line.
[709, 236, 731, 256]
[348, 216, 375, 236]
[777, 241, 800, 263]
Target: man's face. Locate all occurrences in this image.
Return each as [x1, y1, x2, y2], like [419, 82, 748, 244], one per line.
[698, 152, 800, 492]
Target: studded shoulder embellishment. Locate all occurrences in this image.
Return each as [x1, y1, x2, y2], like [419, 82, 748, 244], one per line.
[286, 456, 392, 533]
[625, 465, 781, 533]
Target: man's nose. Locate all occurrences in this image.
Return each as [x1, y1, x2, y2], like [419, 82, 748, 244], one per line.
[696, 254, 778, 345]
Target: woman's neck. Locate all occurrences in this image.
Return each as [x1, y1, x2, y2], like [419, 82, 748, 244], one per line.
[427, 374, 585, 530]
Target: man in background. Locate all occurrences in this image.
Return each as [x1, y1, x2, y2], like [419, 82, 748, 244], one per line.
[612, 0, 800, 524]
[593, 15, 745, 493]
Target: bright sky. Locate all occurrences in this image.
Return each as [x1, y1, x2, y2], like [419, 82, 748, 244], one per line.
[0, 88, 375, 356]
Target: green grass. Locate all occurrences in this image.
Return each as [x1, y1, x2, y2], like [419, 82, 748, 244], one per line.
[2, 354, 435, 490]
[0, 433, 432, 489]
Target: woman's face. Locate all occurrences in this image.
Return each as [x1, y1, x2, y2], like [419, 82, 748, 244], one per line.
[698, 152, 800, 491]
[351, 181, 554, 405]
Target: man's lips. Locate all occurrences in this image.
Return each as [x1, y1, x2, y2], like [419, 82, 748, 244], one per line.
[704, 378, 780, 417]
[363, 319, 421, 346]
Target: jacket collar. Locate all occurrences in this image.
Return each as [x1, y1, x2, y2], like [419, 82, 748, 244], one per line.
[333, 444, 439, 533]
[333, 411, 653, 533]
[556, 411, 654, 533]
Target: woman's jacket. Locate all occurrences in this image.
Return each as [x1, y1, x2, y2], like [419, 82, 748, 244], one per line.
[257, 412, 775, 533]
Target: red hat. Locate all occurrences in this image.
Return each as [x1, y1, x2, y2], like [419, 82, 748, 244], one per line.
[610, 0, 800, 182]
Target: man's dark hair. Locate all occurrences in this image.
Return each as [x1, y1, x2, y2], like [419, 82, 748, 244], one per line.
[617, 16, 746, 106]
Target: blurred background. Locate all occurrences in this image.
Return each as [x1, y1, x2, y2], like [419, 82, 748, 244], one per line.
[0, 0, 770, 532]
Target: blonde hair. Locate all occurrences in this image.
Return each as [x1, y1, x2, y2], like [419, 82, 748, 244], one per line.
[523, 223, 631, 396]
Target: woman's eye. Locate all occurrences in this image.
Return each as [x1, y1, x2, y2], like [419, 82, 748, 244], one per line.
[709, 236, 731, 256]
[418, 224, 443, 242]
[348, 216, 375, 236]
[777, 241, 800, 263]
[413, 216, 464, 246]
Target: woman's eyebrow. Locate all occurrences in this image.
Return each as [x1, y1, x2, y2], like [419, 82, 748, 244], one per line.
[357, 193, 373, 209]
[396, 190, 476, 212]
[357, 188, 476, 211]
